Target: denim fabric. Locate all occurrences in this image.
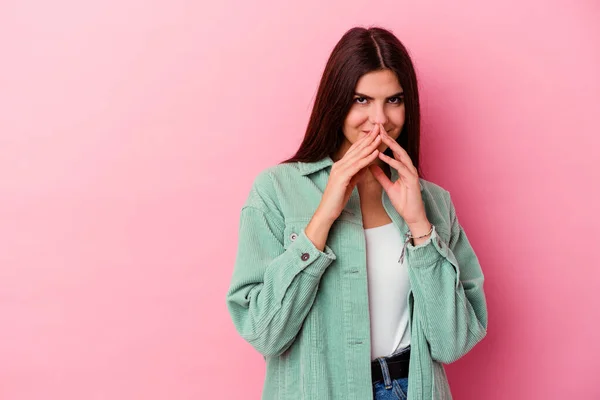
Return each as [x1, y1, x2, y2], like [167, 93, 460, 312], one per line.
[373, 378, 409, 400]
[372, 346, 410, 400]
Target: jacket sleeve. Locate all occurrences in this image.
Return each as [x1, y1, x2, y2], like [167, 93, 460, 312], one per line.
[226, 174, 337, 358]
[405, 190, 488, 364]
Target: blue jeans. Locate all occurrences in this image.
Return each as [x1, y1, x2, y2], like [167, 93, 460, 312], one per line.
[372, 346, 410, 400]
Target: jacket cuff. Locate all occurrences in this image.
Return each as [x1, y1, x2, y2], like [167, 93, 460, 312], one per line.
[406, 225, 445, 267]
[406, 225, 461, 288]
[284, 228, 337, 278]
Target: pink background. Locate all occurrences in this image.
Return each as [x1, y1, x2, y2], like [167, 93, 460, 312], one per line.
[1, 0, 599, 399]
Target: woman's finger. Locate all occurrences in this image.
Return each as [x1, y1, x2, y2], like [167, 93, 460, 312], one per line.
[379, 125, 418, 175]
[344, 132, 370, 156]
[342, 135, 381, 171]
[347, 148, 380, 176]
[378, 152, 418, 184]
[345, 124, 379, 159]
[369, 164, 394, 192]
[382, 135, 418, 174]
[337, 125, 380, 180]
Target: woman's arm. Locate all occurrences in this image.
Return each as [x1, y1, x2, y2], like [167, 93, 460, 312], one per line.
[405, 190, 488, 364]
[226, 174, 337, 358]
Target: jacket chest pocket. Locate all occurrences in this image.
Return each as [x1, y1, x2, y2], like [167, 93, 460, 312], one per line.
[283, 218, 311, 250]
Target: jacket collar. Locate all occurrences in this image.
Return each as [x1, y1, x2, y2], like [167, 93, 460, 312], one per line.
[298, 156, 424, 192]
[298, 156, 334, 176]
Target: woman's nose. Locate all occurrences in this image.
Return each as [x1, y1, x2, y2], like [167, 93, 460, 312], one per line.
[370, 107, 388, 125]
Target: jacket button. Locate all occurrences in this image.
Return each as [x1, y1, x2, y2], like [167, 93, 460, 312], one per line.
[290, 233, 298, 241]
[301, 253, 310, 261]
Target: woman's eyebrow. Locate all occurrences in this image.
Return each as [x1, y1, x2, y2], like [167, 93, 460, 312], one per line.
[354, 91, 404, 100]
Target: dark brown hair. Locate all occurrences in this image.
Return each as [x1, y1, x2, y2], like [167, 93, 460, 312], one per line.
[282, 26, 424, 177]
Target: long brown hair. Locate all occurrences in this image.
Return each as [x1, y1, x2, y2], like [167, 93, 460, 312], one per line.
[282, 26, 424, 177]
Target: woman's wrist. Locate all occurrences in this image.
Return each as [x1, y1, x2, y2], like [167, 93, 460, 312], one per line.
[407, 220, 433, 246]
[305, 210, 334, 251]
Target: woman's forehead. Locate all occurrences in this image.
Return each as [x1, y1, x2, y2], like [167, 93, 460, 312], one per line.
[355, 70, 403, 95]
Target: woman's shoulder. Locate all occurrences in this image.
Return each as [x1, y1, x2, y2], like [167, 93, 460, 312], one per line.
[241, 162, 304, 213]
[248, 162, 303, 192]
[419, 178, 450, 199]
[418, 177, 456, 221]
[418, 178, 465, 238]
[257, 161, 303, 181]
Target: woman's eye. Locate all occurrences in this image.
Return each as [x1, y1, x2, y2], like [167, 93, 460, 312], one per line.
[389, 96, 404, 104]
[354, 97, 367, 104]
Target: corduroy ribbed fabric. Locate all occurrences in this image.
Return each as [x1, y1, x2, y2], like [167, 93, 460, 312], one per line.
[226, 156, 488, 399]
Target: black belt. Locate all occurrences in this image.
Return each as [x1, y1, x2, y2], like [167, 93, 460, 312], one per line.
[371, 349, 410, 384]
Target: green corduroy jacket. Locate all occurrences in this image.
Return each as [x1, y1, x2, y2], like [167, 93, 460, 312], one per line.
[226, 156, 488, 399]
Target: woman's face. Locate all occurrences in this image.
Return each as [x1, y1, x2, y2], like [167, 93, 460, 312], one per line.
[338, 69, 405, 158]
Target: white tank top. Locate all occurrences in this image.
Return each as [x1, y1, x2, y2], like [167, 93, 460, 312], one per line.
[364, 222, 411, 360]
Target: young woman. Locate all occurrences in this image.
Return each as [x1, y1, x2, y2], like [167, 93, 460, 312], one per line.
[226, 26, 488, 400]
